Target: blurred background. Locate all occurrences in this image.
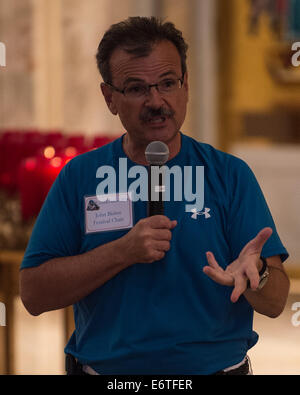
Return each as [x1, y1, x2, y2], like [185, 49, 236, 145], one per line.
[0, 0, 300, 375]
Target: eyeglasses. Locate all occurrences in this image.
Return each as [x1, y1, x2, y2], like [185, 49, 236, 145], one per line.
[106, 74, 184, 99]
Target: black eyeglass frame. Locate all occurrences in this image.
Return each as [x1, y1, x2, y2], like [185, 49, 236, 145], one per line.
[105, 73, 185, 97]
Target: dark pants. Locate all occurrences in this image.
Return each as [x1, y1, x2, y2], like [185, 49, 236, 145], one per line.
[65, 354, 89, 375]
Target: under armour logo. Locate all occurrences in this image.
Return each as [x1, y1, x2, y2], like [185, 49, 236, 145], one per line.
[191, 207, 211, 219]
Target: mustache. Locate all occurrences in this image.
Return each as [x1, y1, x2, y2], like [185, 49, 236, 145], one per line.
[139, 107, 175, 122]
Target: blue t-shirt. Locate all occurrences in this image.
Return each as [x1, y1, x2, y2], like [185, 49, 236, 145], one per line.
[21, 133, 288, 374]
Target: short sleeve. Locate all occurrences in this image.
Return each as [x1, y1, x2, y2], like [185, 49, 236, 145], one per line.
[20, 162, 82, 269]
[227, 157, 289, 263]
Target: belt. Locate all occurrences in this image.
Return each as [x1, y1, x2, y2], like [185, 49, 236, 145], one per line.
[213, 356, 251, 375]
[66, 354, 252, 376]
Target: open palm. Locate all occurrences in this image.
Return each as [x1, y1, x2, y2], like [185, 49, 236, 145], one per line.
[203, 227, 273, 303]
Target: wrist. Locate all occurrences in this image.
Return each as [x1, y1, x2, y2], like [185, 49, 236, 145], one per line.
[258, 256, 268, 276]
[113, 235, 136, 268]
[247, 256, 269, 291]
[257, 257, 263, 273]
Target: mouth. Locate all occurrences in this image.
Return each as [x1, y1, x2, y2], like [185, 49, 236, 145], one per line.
[144, 116, 168, 126]
[140, 107, 175, 128]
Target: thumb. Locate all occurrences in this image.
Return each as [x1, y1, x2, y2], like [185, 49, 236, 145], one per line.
[255, 227, 273, 245]
[243, 227, 273, 255]
[170, 220, 177, 229]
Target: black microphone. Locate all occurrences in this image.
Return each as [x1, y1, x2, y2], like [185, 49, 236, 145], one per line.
[145, 141, 169, 216]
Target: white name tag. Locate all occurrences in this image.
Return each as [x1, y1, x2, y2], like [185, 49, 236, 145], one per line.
[84, 193, 133, 234]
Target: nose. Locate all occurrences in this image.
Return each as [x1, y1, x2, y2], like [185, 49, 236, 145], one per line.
[144, 85, 165, 108]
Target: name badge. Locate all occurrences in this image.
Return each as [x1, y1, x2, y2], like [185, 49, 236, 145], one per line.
[84, 193, 133, 234]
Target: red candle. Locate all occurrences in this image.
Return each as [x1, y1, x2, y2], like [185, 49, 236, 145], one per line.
[18, 157, 44, 222]
[41, 155, 64, 202]
[2, 132, 27, 193]
[91, 135, 114, 149]
[18, 146, 61, 221]
[23, 131, 48, 158]
[45, 131, 66, 152]
[62, 146, 78, 164]
[67, 135, 86, 153]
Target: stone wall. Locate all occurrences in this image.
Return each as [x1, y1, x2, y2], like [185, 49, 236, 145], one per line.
[0, 0, 217, 142]
[0, 0, 34, 129]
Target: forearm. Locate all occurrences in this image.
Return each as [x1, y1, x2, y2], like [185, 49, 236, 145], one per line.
[20, 216, 176, 316]
[20, 237, 132, 316]
[244, 264, 290, 318]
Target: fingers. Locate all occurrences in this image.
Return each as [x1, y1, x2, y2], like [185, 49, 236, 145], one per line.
[251, 227, 273, 250]
[228, 227, 273, 301]
[245, 264, 260, 290]
[152, 229, 172, 242]
[205, 252, 220, 270]
[230, 274, 248, 303]
[153, 240, 171, 252]
[147, 215, 177, 230]
[170, 220, 177, 229]
[130, 216, 176, 264]
[204, 252, 261, 302]
[143, 241, 170, 263]
[203, 266, 234, 286]
[241, 227, 273, 256]
[258, 226, 273, 240]
[203, 252, 234, 286]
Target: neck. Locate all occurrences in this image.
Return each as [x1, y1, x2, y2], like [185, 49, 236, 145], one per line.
[122, 133, 181, 165]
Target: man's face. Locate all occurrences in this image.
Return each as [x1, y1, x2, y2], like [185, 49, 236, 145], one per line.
[102, 40, 189, 147]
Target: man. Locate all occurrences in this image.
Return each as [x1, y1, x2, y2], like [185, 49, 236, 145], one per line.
[20, 17, 289, 375]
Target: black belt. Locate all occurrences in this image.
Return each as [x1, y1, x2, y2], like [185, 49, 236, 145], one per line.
[65, 354, 250, 376]
[213, 358, 250, 375]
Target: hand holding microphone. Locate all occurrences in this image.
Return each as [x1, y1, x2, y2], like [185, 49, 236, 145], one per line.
[121, 215, 177, 264]
[145, 141, 169, 217]
[120, 141, 177, 264]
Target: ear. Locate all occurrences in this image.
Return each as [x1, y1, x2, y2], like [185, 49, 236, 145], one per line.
[183, 71, 189, 96]
[100, 83, 118, 115]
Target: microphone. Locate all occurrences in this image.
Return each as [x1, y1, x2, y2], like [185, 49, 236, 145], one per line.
[145, 141, 169, 216]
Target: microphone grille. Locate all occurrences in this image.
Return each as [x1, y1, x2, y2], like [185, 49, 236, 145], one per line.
[145, 141, 169, 165]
